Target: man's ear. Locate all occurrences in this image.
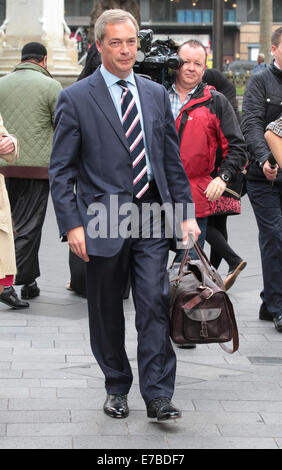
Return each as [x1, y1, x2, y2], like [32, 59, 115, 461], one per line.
[40, 55, 48, 69]
[96, 40, 102, 54]
[202, 65, 207, 77]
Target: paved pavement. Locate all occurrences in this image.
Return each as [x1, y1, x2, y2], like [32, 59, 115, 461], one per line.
[0, 195, 281, 450]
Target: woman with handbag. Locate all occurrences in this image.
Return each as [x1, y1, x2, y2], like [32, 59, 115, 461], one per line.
[205, 170, 247, 290]
[204, 70, 247, 290]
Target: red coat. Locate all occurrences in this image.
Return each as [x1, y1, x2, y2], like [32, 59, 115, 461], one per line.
[175, 83, 247, 218]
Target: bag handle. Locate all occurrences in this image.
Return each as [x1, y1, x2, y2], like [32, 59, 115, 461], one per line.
[175, 234, 195, 279]
[178, 235, 217, 282]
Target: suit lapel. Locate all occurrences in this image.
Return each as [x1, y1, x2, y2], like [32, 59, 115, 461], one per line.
[88, 69, 129, 152]
[135, 75, 154, 154]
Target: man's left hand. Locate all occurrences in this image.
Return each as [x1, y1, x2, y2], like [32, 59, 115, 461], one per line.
[181, 219, 201, 246]
[204, 176, 226, 201]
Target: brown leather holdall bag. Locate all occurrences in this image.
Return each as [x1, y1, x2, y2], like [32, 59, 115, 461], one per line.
[169, 241, 239, 354]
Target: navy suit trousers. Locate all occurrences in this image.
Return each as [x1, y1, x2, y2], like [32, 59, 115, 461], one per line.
[85, 189, 176, 404]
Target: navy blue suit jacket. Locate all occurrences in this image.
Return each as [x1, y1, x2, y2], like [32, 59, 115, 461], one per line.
[49, 67, 194, 257]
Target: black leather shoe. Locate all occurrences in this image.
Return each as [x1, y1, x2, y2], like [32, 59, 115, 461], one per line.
[103, 394, 129, 419]
[21, 281, 40, 300]
[259, 303, 273, 321]
[147, 398, 182, 421]
[274, 314, 282, 332]
[0, 286, 29, 309]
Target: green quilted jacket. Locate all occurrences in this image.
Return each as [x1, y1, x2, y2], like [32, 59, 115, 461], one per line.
[0, 62, 62, 178]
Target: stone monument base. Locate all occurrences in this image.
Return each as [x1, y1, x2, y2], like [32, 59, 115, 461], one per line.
[0, 0, 82, 87]
[0, 37, 81, 87]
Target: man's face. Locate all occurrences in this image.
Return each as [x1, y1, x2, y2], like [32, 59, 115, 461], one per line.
[176, 45, 207, 92]
[272, 36, 282, 69]
[96, 20, 137, 78]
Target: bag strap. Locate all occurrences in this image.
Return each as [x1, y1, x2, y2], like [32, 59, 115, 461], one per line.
[193, 240, 219, 282]
[194, 242, 239, 353]
[178, 110, 189, 143]
[219, 296, 239, 354]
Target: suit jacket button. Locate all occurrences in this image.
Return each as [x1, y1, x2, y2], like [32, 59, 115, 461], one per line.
[127, 162, 132, 167]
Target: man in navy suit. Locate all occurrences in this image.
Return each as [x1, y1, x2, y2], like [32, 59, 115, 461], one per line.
[49, 9, 200, 421]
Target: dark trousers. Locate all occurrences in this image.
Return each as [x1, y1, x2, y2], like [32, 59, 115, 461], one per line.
[85, 189, 176, 404]
[247, 180, 282, 317]
[206, 215, 241, 272]
[5, 178, 49, 285]
[69, 249, 130, 299]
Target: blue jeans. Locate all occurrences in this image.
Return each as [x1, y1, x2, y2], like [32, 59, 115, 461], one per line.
[174, 216, 207, 262]
[247, 180, 282, 317]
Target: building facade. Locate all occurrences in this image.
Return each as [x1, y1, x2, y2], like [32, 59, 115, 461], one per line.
[65, 0, 282, 62]
[1, 0, 282, 62]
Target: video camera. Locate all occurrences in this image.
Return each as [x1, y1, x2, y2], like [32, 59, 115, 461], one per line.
[134, 29, 184, 88]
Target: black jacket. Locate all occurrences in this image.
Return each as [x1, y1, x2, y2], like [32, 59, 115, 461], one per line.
[241, 62, 282, 182]
[203, 68, 241, 125]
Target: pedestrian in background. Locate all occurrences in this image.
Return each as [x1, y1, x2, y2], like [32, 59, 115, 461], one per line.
[203, 68, 247, 290]
[242, 27, 282, 332]
[0, 115, 29, 309]
[251, 52, 267, 74]
[0, 42, 62, 306]
[168, 40, 247, 261]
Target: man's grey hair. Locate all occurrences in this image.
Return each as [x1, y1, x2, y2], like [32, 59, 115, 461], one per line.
[94, 9, 139, 43]
[258, 52, 265, 60]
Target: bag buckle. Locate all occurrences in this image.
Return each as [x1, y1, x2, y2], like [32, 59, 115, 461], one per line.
[199, 285, 213, 299]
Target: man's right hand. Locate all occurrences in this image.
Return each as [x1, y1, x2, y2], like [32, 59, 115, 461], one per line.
[262, 159, 278, 181]
[0, 135, 15, 155]
[67, 226, 90, 262]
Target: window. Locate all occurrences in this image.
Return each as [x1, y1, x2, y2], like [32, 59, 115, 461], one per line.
[0, 0, 5, 25]
[274, 0, 282, 22]
[65, 0, 92, 17]
[149, 0, 237, 24]
[150, 0, 213, 23]
[80, 0, 92, 16]
[248, 44, 259, 60]
[247, 0, 260, 22]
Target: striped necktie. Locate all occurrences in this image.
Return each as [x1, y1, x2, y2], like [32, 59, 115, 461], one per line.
[117, 80, 149, 199]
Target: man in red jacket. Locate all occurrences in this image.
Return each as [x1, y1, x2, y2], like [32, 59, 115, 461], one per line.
[168, 40, 247, 256]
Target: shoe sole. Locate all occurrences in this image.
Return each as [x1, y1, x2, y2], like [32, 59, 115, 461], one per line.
[103, 408, 129, 419]
[224, 261, 247, 291]
[259, 314, 273, 322]
[0, 298, 29, 309]
[274, 322, 282, 333]
[147, 411, 182, 421]
[21, 291, 40, 300]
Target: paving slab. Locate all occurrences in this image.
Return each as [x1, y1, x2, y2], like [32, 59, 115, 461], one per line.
[0, 196, 281, 450]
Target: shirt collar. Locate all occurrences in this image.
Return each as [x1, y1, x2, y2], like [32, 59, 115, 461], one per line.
[100, 64, 136, 88]
[274, 60, 282, 71]
[169, 82, 199, 98]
